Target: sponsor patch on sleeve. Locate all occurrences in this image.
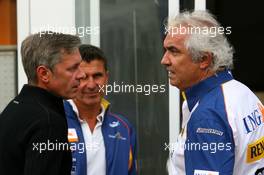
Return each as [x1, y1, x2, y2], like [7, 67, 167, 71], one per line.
[194, 169, 219, 175]
[247, 136, 264, 163]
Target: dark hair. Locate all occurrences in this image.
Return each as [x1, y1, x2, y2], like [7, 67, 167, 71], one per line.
[79, 44, 108, 71]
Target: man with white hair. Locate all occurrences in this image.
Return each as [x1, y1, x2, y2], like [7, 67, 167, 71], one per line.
[161, 11, 264, 175]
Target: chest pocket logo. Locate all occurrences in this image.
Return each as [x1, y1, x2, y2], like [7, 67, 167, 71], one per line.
[68, 128, 79, 142]
[109, 121, 120, 128]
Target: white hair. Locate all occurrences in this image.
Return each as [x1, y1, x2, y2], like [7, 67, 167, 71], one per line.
[167, 10, 234, 71]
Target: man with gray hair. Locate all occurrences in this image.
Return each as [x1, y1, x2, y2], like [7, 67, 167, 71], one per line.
[161, 11, 264, 175]
[0, 32, 85, 175]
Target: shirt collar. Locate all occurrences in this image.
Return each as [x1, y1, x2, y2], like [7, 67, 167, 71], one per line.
[96, 104, 105, 123]
[184, 70, 233, 111]
[68, 99, 106, 123]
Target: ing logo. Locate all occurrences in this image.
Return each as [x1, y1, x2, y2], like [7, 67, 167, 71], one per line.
[243, 103, 264, 134]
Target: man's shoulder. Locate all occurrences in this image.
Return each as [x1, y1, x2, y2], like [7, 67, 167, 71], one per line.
[0, 98, 53, 140]
[189, 79, 261, 130]
[197, 79, 258, 115]
[1, 95, 45, 117]
[0, 93, 59, 130]
[222, 79, 257, 100]
[221, 79, 261, 114]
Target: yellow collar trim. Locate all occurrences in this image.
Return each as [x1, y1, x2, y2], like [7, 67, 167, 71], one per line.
[182, 91, 186, 101]
[101, 98, 110, 109]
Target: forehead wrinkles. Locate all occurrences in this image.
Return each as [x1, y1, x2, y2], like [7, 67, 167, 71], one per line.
[164, 33, 188, 50]
[80, 62, 105, 74]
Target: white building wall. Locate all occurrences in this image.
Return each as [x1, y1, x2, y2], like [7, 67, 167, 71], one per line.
[17, 0, 76, 91]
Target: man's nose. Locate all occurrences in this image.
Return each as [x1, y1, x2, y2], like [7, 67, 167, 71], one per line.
[76, 67, 86, 80]
[161, 52, 170, 65]
[85, 77, 97, 90]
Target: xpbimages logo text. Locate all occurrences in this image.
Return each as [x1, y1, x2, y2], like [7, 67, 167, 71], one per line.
[164, 140, 232, 154]
[32, 140, 100, 154]
[99, 82, 166, 96]
[165, 24, 232, 37]
[33, 25, 99, 37]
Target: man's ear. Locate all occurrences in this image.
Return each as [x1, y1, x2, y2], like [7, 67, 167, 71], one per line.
[200, 52, 213, 70]
[36, 65, 51, 84]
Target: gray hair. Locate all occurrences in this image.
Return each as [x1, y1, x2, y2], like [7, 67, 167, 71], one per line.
[167, 10, 234, 71]
[21, 32, 81, 84]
